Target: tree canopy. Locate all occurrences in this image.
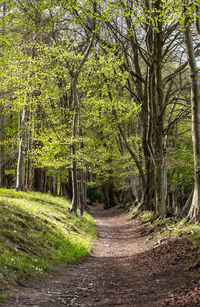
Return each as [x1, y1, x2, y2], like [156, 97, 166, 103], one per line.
[0, 0, 200, 219]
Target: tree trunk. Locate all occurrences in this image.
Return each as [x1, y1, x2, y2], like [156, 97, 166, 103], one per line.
[16, 107, 27, 191]
[54, 177, 58, 195]
[152, 1, 167, 217]
[0, 1, 6, 188]
[25, 121, 31, 190]
[66, 169, 73, 199]
[103, 175, 118, 209]
[41, 169, 46, 193]
[79, 169, 87, 216]
[33, 167, 42, 191]
[70, 6, 96, 215]
[183, 14, 200, 221]
[181, 188, 194, 217]
[70, 80, 79, 215]
[0, 101, 5, 187]
[16, 41, 33, 191]
[49, 176, 54, 194]
[102, 180, 110, 208]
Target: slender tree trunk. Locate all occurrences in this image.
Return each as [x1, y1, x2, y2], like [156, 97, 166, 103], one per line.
[70, 4, 96, 215]
[16, 107, 27, 191]
[45, 175, 49, 193]
[0, 1, 6, 188]
[78, 128, 87, 216]
[54, 177, 58, 195]
[102, 180, 110, 208]
[41, 169, 46, 193]
[79, 169, 87, 216]
[0, 101, 5, 187]
[25, 126, 30, 189]
[16, 42, 33, 191]
[67, 169, 73, 199]
[70, 80, 79, 215]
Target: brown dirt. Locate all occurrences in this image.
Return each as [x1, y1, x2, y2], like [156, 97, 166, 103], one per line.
[2, 205, 200, 306]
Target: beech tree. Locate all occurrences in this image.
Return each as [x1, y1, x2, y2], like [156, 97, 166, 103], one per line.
[86, 0, 191, 217]
[181, 1, 200, 221]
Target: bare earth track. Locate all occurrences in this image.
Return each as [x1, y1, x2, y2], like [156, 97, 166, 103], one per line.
[2, 205, 200, 306]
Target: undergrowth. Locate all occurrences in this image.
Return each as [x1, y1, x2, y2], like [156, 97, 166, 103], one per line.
[0, 189, 96, 300]
[131, 205, 200, 245]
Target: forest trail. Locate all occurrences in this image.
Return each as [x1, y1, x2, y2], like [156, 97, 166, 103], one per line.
[3, 205, 200, 307]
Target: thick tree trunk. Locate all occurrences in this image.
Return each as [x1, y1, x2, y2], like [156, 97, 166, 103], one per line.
[141, 166, 155, 211]
[102, 176, 118, 209]
[183, 16, 200, 221]
[33, 167, 43, 191]
[143, 6, 167, 216]
[181, 188, 194, 217]
[152, 2, 167, 217]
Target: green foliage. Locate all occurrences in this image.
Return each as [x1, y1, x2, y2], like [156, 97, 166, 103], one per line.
[0, 0, 196, 222]
[87, 182, 103, 204]
[0, 293, 6, 304]
[0, 189, 96, 292]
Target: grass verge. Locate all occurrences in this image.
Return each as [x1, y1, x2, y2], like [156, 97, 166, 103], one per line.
[0, 189, 96, 302]
[131, 205, 200, 244]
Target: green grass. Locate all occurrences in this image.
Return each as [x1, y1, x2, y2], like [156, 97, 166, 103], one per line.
[0, 189, 96, 295]
[0, 294, 6, 304]
[131, 206, 200, 244]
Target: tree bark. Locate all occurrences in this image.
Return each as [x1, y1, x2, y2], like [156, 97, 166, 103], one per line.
[183, 11, 200, 221]
[0, 1, 6, 188]
[79, 169, 87, 216]
[70, 80, 79, 215]
[181, 188, 194, 217]
[16, 40, 34, 191]
[16, 107, 27, 191]
[0, 100, 5, 187]
[70, 9, 96, 214]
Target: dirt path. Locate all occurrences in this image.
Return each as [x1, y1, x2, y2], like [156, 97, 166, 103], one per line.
[3, 205, 200, 306]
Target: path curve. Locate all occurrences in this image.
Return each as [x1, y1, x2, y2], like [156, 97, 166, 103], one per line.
[3, 205, 199, 306]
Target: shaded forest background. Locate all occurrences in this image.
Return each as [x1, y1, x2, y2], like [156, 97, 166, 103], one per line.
[0, 0, 199, 219]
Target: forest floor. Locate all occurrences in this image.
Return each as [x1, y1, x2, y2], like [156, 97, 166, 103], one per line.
[2, 205, 200, 306]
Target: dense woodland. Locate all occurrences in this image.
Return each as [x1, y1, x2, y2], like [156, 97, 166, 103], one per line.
[0, 0, 200, 219]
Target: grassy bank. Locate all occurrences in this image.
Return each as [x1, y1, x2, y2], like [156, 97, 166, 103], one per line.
[0, 189, 96, 303]
[131, 206, 200, 246]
